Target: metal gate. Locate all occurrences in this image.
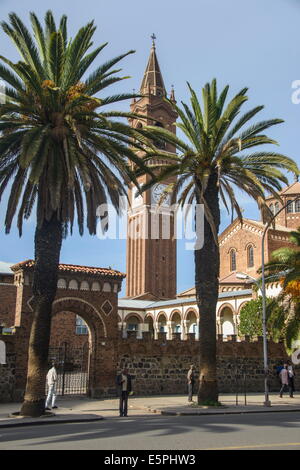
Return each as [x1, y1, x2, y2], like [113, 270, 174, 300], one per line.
[47, 343, 90, 396]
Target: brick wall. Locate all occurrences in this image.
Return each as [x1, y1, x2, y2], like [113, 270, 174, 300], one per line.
[49, 311, 89, 348]
[219, 224, 264, 279]
[0, 284, 17, 327]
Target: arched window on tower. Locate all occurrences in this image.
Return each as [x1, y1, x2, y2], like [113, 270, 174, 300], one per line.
[230, 249, 237, 272]
[154, 122, 166, 150]
[287, 200, 294, 213]
[247, 245, 254, 268]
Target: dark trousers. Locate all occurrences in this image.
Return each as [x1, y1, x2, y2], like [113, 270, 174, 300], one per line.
[119, 391, 129, 416]
[188, 383, 194, 401]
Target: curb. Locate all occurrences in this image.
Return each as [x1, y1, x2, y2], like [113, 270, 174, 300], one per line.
[150, 407, 300, 416]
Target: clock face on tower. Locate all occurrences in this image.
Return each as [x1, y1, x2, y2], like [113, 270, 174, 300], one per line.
[151, 183, 170, 206]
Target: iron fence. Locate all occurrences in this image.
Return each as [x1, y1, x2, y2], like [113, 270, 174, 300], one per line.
[47, 343, 89, 396]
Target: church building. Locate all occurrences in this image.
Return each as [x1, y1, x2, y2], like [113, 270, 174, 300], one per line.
[0, 42, 299, 396]
[117, 42, 299, 340]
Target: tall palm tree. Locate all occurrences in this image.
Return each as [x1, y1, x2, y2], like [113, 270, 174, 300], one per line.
[140, 80, 299, 403]
[0, 11, 152, 417]
[263, 228, 300, 349]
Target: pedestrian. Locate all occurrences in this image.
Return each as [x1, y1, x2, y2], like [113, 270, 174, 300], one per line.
[287, 360, 296, 397]
[45, 362, 58, 410]
[279, 363, 293, 398]
[276, 363, 284, 381]
[116, 367, 132, 417]
[187, 364, 195, 402]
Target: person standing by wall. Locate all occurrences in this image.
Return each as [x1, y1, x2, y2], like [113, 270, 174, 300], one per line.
[287, 360, 296, 398]
[187, 365, 195, 402]
[116, 367, 132, 417]
[45, 362, 58, 410]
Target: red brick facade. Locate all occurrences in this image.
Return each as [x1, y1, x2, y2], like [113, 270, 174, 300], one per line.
[126, 43, 178, 300]
[0, 261, 125, 400]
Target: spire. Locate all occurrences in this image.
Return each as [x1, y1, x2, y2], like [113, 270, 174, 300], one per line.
[140, 34, 166, 97]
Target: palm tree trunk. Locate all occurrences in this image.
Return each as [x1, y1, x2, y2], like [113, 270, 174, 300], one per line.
[20, 214, 63, 417]
[195, 172, 220, 404]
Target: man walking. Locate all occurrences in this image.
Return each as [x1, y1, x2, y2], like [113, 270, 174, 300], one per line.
[279, 363, 293, 398]
[45, 362, 58, 410]
[116, 367, 132, 417]
[187, 364, 195, 402]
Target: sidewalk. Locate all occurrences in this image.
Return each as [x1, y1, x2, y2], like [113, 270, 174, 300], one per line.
[0, 393, 299, 427]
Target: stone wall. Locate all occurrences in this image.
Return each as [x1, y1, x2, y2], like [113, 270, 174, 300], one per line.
[1, 330, 299, 402]
[0, 335, 16, 402]
[117, 332, 300, 396]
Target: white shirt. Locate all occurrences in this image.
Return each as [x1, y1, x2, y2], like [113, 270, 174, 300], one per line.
[121, 374, 128, 392]
[47, 367, 58, 387]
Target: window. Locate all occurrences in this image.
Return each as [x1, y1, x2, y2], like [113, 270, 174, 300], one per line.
[295, 199, 300, 213]
[247, 245, 254, 268]
[127, 323, 138, 331]
[75, 316, 88, 335]
[154, 122, 166, 149]
[275, 202, 280, 214]
[287, 200, 294, 213]
[269, 203, 274, 214]
[230, 249, 237, 271]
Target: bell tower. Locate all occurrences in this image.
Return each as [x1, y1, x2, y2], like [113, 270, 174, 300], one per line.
[126, 38, 178, 300]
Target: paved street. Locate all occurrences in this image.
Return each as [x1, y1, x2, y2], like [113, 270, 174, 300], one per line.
[1, 412, 300, 450]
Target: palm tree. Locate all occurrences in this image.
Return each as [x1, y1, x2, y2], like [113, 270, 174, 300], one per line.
[263, 228, 300, 349]
[0, 11, 152, 417]
[141, 80, 299, 403]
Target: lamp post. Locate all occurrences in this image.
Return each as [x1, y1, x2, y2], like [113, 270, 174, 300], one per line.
[236, 271, 271, 406]
[261, 195, 300, 405]
[237, 193, 300, 407]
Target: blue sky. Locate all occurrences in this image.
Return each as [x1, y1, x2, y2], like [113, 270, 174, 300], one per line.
[0, 0, 299, 295]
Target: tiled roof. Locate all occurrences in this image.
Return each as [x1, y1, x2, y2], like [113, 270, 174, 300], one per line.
[10, 259, 125, 279]
[118, 289, 253, 310]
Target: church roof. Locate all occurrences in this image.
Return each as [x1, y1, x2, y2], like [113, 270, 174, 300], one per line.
[219, 216, 292, 241]
[266, 181, 300, 199]
[280, 181, 300, 196]
[119, 289, 252, 310]
[11, 259, 125, 279]
[140, 43, 166, 95]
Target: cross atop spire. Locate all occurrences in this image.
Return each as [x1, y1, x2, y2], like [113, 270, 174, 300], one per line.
[151, 33, 156, 47]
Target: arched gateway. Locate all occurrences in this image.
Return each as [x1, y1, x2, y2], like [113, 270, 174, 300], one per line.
[10, 260, 125, 399]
